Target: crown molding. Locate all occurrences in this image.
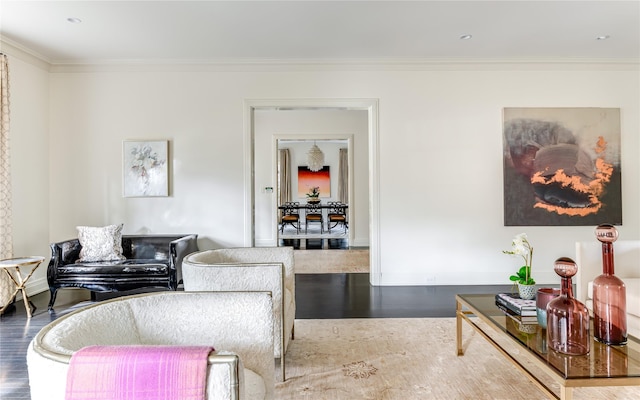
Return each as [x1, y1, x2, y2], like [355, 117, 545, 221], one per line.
[46, 57, 640, 73]
[0, 37, 51, 71]
[0, 41, 637, 74]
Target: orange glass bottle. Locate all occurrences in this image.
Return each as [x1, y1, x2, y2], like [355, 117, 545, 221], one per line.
[592, 224, 627, 345]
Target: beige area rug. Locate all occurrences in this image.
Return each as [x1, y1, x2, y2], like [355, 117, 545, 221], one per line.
[294, 249, 369, 274]
[275, 318, 640, 399]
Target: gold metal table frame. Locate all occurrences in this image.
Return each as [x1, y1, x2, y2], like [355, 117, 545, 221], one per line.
[456, 293, 640, 400]
[0, 256, 45, 318]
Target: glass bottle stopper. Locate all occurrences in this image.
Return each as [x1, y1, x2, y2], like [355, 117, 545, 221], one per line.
[554, 256, 578, 278]
[595, 223, 618, 244]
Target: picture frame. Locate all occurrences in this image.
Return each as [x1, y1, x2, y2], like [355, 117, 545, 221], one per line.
[123, 140, 169, 197]
[297, 166, 330, 198]
[502, 108, 621, 226]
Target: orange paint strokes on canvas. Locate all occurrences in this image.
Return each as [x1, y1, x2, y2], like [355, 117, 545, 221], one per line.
[531, 136, 613, 217]
[532, 169, 592, 193]
[595, 136, 607, 154]
[595, 158, 613, 183]
[534, 202, 602, 216]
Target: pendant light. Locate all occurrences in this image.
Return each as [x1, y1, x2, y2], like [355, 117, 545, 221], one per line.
[307, 142, 324, 172]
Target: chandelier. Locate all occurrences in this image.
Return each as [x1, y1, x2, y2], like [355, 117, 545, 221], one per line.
[307, 142, 324, 172]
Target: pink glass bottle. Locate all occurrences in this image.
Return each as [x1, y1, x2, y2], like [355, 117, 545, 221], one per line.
[547, 257, 590, 355]
[592, 224, 627, 345]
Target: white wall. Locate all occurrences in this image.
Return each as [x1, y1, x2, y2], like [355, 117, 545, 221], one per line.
[253, 109, 369, 247]
[4, 49, 640, 291]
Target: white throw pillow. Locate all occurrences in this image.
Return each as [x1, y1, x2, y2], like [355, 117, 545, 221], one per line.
[76, 224, 126, 262]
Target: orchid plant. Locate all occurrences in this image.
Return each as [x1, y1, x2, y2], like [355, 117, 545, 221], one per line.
[503, 233, 535, 285]
[307, 187, 320, 198]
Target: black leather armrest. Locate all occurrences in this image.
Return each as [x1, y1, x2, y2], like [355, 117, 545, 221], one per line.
[170, 234, 199, 286]
[47, 239, 81, 286]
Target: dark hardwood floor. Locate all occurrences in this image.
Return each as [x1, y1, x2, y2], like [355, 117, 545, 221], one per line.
[296, 273, 512, 318]
[0, 273, 512, 399]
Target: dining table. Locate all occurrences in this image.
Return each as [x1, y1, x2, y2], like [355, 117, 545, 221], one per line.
[278, 202, 348, 216]
[278, 202, 348, 234]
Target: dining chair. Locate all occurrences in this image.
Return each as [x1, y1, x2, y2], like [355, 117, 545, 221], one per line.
[327, 201, 348, 233]
[305, 203, 323, 233]
[280, 202, 300, 233]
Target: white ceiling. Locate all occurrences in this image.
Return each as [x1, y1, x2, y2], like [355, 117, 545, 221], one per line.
[1, 1, 639, 64]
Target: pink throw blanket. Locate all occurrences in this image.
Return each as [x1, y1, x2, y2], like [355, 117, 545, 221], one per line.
[65, 345, 213, 400]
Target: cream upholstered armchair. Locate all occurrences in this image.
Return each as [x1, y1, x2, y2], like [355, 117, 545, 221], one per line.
[182, 247, 295, 380]
[27, 291, 276, 400]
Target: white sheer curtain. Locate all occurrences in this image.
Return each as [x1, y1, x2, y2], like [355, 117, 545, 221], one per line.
[0, 54, 14, 307]
[338, 148, 348, 203]
[278, 148, 292, 204]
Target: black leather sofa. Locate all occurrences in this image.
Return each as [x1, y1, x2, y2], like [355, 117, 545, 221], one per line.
[47, 234, 198, 310]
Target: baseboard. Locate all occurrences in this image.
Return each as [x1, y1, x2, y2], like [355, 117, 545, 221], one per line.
[255, 238, 278, 247]
[24, 277, 49, 299]
[351, 238, 370, 247]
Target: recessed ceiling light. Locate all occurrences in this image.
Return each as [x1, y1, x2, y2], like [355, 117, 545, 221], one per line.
[67, 17, 82, 24]
[596, 35, 610, 40]
[460, 34, 473, 40]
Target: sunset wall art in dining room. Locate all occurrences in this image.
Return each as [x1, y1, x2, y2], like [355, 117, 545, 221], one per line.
[298, 166, 330, 198]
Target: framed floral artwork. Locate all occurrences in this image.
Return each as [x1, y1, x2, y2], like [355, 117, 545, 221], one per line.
[123, 140, 169, 197]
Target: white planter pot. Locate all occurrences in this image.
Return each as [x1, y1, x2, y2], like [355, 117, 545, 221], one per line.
[517, 283, 536, 300]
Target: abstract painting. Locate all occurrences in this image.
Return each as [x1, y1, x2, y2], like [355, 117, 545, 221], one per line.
[298, 166, 330, 198]
[123, 140, 169, 197]
[503, 108, 621, 226]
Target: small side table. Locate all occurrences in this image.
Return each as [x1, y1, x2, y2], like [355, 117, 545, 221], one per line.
[0, 256, 45, 318]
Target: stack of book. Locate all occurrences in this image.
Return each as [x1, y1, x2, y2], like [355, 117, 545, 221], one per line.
[495, 292, 538, 324]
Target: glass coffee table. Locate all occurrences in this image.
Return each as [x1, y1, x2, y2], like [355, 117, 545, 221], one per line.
[456, 293, 640, 400]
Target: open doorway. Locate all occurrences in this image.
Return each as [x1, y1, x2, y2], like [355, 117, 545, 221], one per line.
[244, 99, 381, 284]
[276, 138, 351, 249]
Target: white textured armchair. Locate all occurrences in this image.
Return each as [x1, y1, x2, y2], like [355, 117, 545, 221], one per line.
[182, 247, 295, 380]
[27, 291, 275, 400]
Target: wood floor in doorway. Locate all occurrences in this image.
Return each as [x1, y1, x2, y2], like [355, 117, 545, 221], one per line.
[294, 248, 369, 273]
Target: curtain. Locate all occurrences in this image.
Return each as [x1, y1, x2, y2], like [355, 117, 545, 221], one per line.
[338, 148, 348, 203]
[278, 148, 292, 204]
[0, 54, 14, 307]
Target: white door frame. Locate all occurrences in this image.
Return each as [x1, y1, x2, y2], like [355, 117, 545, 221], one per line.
[243, 99, 381, 285]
